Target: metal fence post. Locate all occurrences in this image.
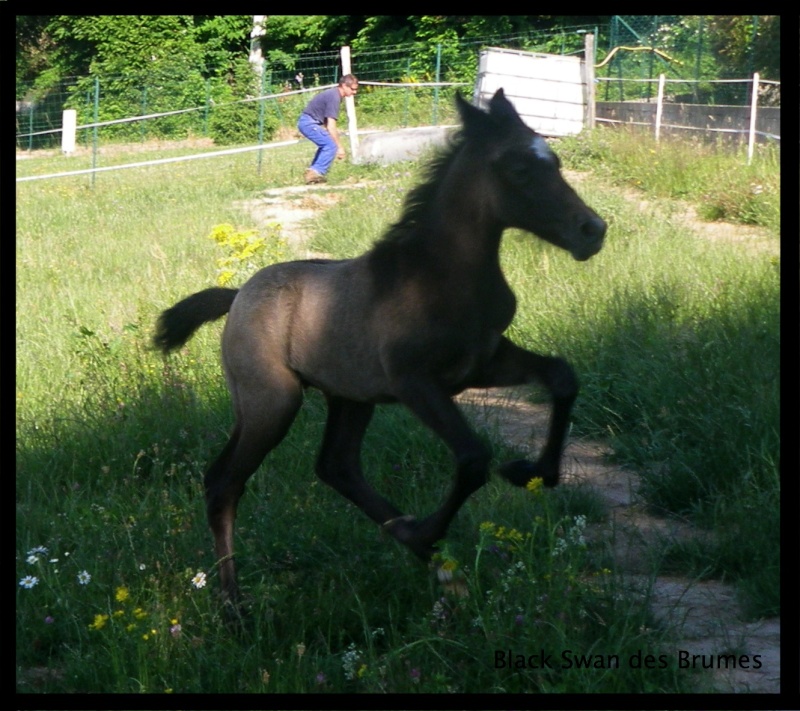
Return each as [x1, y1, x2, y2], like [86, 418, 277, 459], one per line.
[28, 101, 34, 152]
[91, 77, 99, 187]
[433, 44, 441, 126]
[203, 78, 210, 136]
[257, 66, 267, 175]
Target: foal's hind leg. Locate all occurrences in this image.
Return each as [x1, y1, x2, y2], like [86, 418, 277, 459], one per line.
[204, 372, 302, 608]
[315, 396, 408, 528]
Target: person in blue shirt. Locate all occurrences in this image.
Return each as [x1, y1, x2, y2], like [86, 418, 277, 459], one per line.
[297, 74, 359, 184]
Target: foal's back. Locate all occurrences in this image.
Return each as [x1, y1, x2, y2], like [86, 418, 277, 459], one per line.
[222, 257, 401, 403]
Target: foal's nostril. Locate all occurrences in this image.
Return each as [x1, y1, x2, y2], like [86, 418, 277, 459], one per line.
[582, 216, 607, 242]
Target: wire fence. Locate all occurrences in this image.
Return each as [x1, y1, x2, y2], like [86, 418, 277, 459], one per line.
[16, 17, 780, 175]
[16, 24, 599, 151]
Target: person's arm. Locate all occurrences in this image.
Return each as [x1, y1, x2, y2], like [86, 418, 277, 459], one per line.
[324, 117, 347, 159]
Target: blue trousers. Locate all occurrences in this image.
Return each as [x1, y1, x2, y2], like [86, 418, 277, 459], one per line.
[297, 113, 337, 175]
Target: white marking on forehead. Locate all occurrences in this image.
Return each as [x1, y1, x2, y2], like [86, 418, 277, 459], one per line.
[530, 135, 555, 162]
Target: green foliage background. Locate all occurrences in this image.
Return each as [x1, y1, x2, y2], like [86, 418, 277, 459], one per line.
[16, 15, 780, 150]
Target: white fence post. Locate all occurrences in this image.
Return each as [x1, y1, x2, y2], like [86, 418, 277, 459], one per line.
[62, 109, 77, 154]
[748, 72, 759, 165]
[340, 46, 359, 161]
[654, 73, 665, 141]
[584, 33, 596, 129]
[249, 16, 266, 74]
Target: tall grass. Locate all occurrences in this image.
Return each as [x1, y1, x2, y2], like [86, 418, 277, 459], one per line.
[16, 130, 778, 693]
[556, 126, 780, 232]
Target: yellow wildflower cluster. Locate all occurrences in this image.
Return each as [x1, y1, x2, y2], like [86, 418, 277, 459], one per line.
[208, 223, 286, 287]
[88, 613, 109, 630]
[87, 586, 173, 641]
[525, 477, 544, 496]
[479, 521, 531, 546]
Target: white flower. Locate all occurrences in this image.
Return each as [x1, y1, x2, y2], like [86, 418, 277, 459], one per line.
[77, 570, 91, 585]
[19, 575, 39, 589]
[191, 571, 207, 589]
[27, 546, 48, 556]
[341, 642, 361, 680]
[26, 554, 39, 564]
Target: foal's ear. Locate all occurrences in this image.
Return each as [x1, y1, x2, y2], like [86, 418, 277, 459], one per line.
[488, 88, 526, 126]
[455, 91, 486, 126]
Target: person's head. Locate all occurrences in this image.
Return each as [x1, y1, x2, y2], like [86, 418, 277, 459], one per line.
[338, 74, 359, 98]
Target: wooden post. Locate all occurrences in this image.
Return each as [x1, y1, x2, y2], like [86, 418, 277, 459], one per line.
[340, 46, 359, 161]
[654, 73, 665, 141]
[584, 33, 596, 130]
[748, 72, 759, 165]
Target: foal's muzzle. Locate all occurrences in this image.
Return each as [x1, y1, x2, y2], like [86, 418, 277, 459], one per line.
[571, 215, 606, 261]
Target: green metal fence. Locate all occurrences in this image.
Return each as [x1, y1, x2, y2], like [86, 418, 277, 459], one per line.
[599, 15, 777, 104]
[15, 24, 599, 150]
[16, 17, 778, 152]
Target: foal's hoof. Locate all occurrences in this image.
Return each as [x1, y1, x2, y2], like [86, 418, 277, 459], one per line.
[381, 515, 439, 561]
[381, 514, 417, 537]
[499, 459, 559, 488]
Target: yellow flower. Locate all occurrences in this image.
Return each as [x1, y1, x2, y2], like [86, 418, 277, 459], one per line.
[88, 613, 109, 630]
[526, 477, 544, 496]
[216, 270, 236, 287]
[357, 663, 368, 678]
[209, 224, 235, 244]
[503, 527, 525, 544]
[440, 557, 458, 573]
[115, 586, 130, 603]
[479, 521, 496, 535]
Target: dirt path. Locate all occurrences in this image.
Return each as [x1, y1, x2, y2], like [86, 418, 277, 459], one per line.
[455, 388, 780, 694]
[240, 179, 780, 694]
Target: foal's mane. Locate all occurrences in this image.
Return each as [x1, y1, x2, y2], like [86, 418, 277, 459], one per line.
[373, 128, 468, 250]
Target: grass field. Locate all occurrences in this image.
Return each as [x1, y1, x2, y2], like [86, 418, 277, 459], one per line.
[16, 127, 779, 693]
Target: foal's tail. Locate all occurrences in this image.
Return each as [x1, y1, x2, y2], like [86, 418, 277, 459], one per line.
[153, 287, 239, 353]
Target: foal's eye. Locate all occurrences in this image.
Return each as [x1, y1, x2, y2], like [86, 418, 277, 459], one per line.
[498, 154, 537, 184]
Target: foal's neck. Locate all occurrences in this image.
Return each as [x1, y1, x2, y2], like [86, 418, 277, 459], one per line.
[431, 166, 504, 272]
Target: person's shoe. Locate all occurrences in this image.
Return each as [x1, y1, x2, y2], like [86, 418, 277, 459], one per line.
[304, 169, 326, 184]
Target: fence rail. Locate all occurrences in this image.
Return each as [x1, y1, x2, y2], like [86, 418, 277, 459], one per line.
[16, 72, 780, 185]
[595, 73, 780, 163]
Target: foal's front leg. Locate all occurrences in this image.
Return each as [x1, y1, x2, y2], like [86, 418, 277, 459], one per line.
[468, 336, 579, 487]
[387, 375, 493, 560]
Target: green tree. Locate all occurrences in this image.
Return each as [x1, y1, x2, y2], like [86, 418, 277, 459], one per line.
[706, 15, 779, 79]
[192, 15, 254, 76]
[51, 17, 207, 139]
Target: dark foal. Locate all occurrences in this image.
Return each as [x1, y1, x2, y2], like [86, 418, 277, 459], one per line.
[154, 88, 606, 609]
